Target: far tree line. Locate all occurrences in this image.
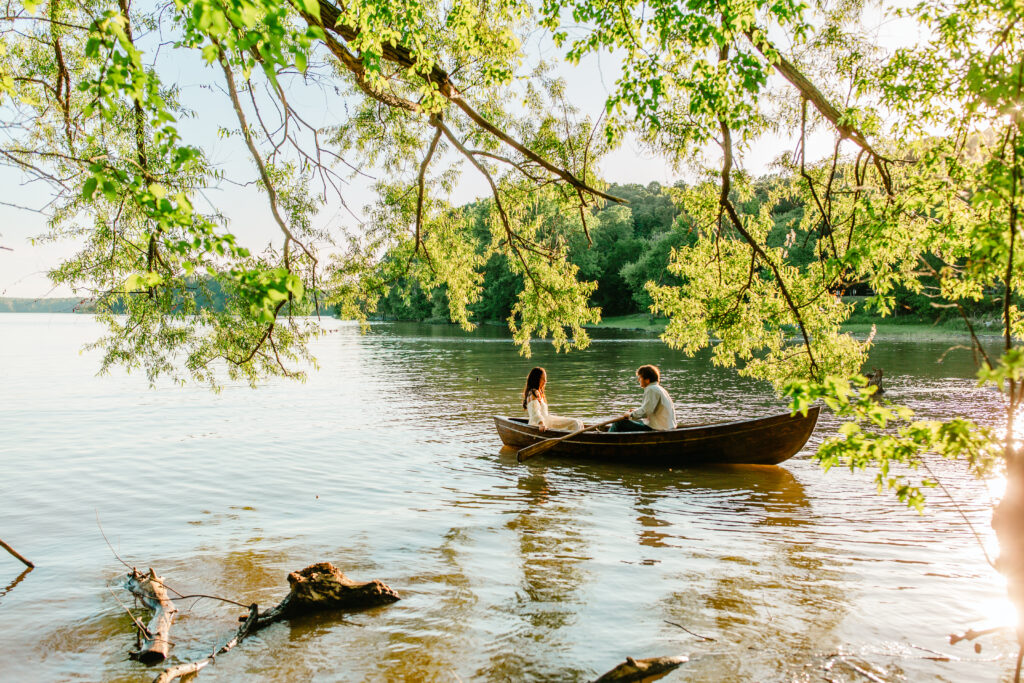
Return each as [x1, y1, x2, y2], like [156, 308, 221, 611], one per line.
[371, 179, 1009, 327]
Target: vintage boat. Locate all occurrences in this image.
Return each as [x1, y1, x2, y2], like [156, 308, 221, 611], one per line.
[494, 406, 820, 465]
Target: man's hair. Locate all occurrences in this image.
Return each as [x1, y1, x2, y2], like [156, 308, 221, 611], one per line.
[636, 364, 660, 383]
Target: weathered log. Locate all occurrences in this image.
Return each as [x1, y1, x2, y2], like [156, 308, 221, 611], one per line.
[126, 568, 178, 665]
[253, 561, 400, 628]
[0, 538, 34, 568]
[153, 604, 258, 683]
[592, 655, 689, 683]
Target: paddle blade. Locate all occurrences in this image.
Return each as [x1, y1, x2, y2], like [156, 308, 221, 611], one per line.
[516, 417, 619, 462]
[516, 438, 557, 462]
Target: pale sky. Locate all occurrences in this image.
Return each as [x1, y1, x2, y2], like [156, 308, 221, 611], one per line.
[0, 3, 913, 299]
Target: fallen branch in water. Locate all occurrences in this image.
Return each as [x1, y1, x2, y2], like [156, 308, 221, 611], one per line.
[823, 654, 889, 683]
[149, 562, 400, 682]
[849, 662, 886, 683]
[949, 626, 1008, 645]
[911, 644, 958, 661]
[153, 604, 258, 683]
[0, 538, 34, 568]
[592, 655, 689, 682]
[125, 568, 178, 665]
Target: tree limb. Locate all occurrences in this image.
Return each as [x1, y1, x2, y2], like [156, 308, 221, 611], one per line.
[745, 28, 893, 195]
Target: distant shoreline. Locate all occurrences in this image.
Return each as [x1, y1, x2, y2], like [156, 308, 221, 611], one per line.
[589, 314, 1004, 343]
[4, 302, 1004, 344]
[0, 297, 93, 313]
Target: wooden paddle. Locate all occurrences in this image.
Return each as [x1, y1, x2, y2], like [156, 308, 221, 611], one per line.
[517, 415, 625, 462]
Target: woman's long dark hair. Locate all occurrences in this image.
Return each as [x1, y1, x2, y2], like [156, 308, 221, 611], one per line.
[522, 367, 546, 409]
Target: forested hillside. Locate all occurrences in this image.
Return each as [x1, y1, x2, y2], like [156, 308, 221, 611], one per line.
[373, 179, 1004, 325]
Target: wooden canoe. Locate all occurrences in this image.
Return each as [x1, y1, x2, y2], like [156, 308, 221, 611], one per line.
[494, 406, 820, 465]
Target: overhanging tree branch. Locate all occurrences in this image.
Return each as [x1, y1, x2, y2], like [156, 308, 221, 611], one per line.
[305, 0, 625, 205]
[744, 28, 893, 195]
[719, 117, 820, 378]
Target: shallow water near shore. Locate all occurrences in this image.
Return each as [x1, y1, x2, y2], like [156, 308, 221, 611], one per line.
[0, 314, 1019, 681]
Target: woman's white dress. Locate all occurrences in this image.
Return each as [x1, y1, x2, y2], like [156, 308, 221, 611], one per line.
[526, 397, 583, 432]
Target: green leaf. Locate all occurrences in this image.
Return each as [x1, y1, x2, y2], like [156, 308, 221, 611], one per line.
[82, 177, 98, 200]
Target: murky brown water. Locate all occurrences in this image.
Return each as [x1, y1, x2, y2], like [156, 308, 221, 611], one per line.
[0, 315, 1018, 681]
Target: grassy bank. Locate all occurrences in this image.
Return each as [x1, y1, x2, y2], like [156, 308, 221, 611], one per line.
[842, 321, 1003, 342]
[588, 314, 670, 332]
[591, 313, 1002, 343]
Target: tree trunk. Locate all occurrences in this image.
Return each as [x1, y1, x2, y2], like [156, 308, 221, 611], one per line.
[994, 453, 1024, 656]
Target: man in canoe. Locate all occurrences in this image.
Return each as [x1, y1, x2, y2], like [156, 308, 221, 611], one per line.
[609, 364, 677, 432]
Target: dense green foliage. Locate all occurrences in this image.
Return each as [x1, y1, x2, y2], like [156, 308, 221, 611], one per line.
[375, 181, 682, 321]
[375, 176, 1012, 328]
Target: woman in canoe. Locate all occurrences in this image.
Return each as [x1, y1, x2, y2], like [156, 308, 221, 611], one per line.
[523, 367, 584, 433]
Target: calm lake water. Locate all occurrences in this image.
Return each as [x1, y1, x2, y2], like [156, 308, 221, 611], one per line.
[0, 314, 1018, 681]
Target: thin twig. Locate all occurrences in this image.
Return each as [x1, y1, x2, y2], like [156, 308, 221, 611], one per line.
[919, 459, 996, 569]
[663, 620, 716, 641]
[106, 585, 153, 638]
[156, 589, 251, 610]
[96, 511, 132, 570]
[911, 644, 957, 661]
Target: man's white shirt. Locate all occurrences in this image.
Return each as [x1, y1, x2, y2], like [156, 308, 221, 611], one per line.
[632, 383, 676, 430]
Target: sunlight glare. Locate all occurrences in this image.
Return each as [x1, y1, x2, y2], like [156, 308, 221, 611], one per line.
[978, 591, 1019, 630]
[985, 472, 1007, 501]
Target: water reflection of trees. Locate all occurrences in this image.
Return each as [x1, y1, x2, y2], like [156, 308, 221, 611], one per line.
[477, 469, 592, 681]
[36, 461, 868, 682]
[640, 464, 853, 681]
[468, 459, 857, 681]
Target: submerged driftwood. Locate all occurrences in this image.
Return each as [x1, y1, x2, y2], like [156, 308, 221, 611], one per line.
[253, 561, 401, 628]
[126, 568, 178, 665]
[592, 655, 689, 683]
[147, 562, 399, 682]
